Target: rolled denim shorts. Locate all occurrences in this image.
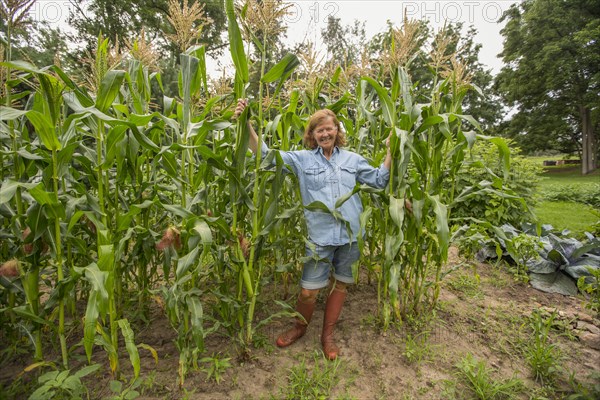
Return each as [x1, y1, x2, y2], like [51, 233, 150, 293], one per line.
[300, 242, 360, 290]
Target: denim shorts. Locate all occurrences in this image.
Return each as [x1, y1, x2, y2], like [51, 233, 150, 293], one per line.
[300, 242, 360, 290]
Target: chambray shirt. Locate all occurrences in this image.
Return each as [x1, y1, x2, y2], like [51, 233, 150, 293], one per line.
[261, 143, 390, 246]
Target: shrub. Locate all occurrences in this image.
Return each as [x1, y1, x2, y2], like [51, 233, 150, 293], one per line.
[538, 184, 600, 208]
[451, 141, 542, 228]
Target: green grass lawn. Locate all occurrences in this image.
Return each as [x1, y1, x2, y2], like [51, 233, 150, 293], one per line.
[535, 201, 598, 235]
[539, 165, 600, 185]
[529, 159, 600, 236]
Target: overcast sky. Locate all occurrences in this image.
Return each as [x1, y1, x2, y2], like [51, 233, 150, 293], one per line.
[276, 0, 519, 72]
[32, 0, 519, 75]
[205, 0, 519, 76]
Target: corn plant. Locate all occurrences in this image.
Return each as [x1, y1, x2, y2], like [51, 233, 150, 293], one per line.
[225, 0, 301, 352]
[362, 64, 510, 328]
[0, 4, 525, 390]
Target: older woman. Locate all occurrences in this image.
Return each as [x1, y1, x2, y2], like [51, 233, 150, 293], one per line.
[235, 99, 391, 360]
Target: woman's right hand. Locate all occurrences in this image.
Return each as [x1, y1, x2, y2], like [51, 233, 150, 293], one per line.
[233, 98, 248, 119]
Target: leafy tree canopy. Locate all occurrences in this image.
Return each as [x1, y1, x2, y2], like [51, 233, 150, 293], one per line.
[495, 0, 599, 172]
[68, 0, 226, 59]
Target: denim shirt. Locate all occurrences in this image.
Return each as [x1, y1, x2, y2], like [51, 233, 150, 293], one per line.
[261, 143, 390, 246]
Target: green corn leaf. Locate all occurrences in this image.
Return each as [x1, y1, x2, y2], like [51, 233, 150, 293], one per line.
[37, 73, 63, 126]
[162, 203, 195, 219]
[186, 296, 205, 350]
[117, 319, 141, 379]
[398, 67, 414, 114]
[0, 305, 48, 325]
[26, 110, 61, 150]
[128, 113, 156, 127]
[25, 204, 47, 241]
[176, 247, 200, 278]
[226, 0, 248, 83]
[305, 201, 353, 239]
[180, 54, 200, 131]
[389, 196, 406, 229]
[1, 60, 46, 74]
[427, 194, 449, 257]
[28, 184, 65, 220]
[416, 115, 444, 134]
[233, 106, 250, 175]
[52, 66, 94, 107]
[391, 67, 400, 101]
[98, 245, 115, 275]
[64, 106, 159, 152]
[190, 119, 231, 144]
[0, 180, 37, 204]
[328, 92, 351, 115]
[105, 125, 128, 166]
[335, 185, 360, 209]
[73, 364, 101, 379]
[261, 53, 300, 83]
[28, 183, 57, 206]
[362, 76, 395, 127]
[304, 201, 333, 214]
[488, 136, 511, 180]
[73, 263, 108, 362]
[96, 70, 126, 113]
[462, 130, 477, 149]
[191, 220, 212, 253]
[454, 113, 483, 134]
[160, 149, 180, 179]
[388, 262, 402, 300]
[0, 106, 28, 120]
[357, 206, 373, 254]
[385, 234, 402, 262]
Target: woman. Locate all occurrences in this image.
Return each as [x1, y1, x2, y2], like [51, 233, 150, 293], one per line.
[234, 99, 391, 360]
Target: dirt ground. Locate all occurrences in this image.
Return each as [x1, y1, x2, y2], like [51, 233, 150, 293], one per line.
[2, 248, 599, 399]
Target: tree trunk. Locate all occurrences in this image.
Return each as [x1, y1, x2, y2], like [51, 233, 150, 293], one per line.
[580, 105, 597, 175]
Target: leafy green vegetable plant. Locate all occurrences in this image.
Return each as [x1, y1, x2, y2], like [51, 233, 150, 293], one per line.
[28, 364, 100, 400]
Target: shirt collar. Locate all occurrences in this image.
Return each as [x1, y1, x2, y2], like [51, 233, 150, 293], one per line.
[314, 146, 340, 156]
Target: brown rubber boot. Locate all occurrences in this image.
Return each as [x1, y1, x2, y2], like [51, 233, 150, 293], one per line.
[276, 297, 316, 348]
[321, 287, 346, 360]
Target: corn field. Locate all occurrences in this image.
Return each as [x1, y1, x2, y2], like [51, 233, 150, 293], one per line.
[0, 0, 510, 386]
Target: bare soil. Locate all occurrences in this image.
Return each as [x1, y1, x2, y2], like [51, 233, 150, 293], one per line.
[2, 248, 599, 399]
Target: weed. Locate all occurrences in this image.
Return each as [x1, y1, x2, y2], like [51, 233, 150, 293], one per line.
[335, 392, 359, 400]
[28, 364, 101, 400]
[446, 271, 483, 299]
[107, 378, 141, 400]
[505, 233, 542, 283]
[199, 353, 232, 384]
[273, 351, 342, 399]
[451, 353, 524, 399]
[403, 330, 433, 366]
[566, 370, 600, 399]
[577, 267, 600, 316]
[525, 309, 563, 386]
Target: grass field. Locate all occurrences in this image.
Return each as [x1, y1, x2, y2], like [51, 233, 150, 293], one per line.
[531, 160, 600, 236]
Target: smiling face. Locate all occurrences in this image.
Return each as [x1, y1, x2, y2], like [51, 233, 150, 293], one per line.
[313, 117, 338, 154]
[303, 109, 346, 153]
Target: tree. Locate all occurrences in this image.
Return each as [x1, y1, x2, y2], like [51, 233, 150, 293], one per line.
[67, 0, 226, 61]
[495, 0, 599, 174]
[321, 16, 367, 68]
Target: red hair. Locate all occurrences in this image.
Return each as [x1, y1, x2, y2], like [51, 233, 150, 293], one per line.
[303, 109, 347, 149]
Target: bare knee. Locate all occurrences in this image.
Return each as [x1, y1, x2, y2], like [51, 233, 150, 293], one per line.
[299, 288, 319, 303]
